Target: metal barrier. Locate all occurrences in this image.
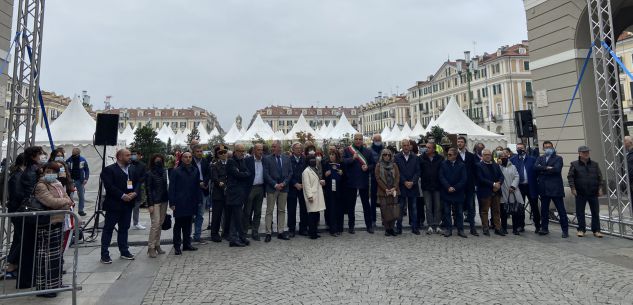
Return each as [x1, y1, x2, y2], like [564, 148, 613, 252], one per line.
[0, 210, 82, 304]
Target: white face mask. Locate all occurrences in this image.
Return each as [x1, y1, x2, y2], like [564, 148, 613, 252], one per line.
[39, 155, 48, 164]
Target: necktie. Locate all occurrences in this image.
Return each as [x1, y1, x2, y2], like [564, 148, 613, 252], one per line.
[277, 156, 282, 178]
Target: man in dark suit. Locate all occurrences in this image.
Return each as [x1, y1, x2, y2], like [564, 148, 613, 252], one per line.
[510, 142, 540, 233]
[456, 136, 479, 236]
[287, 142, 308, 237]
[439, 148, 468, 238]
[210, 144, 230, 242]
[100, 149, 141, 264]
[263, 140, 293, 242]
[225, 144, 252, 247]
[191, 145, 211, 244]
[342, 133, 376, 234]
[369, 134, 384, 229]
[476, 149, 504, 236]
[395, 139, 421, 235]
[242, 143, 264, 241]
[534, 140, 569, 238]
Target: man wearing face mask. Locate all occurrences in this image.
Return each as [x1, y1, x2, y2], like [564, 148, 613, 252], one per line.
[370, 134, 384, 229]
[534, 140, 569, 238]
[130, 150, 147, 230]
[475, 149, 504, 236]
[342, 133, 376, 234]
[456, 136, 479, 236]
[287, 142, 308, 237]
[66, 148, 90, 216]
[510, 142, 540, 233]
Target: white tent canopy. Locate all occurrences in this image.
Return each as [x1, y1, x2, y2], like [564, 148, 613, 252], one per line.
[173, 129, 187, 146]
[380, 126, 391, 140]
[198, 127, 211, 144]
[273, 130, 286, 141]
[385, 124, 401, 142]
[410, 121, 425, 139]
[240, 114, 275, 141]
[156, 124, 173, 143]
[120, 125, 135, 145]
[399, 123, 413, 141]
[285, 114, 317, 140]
[209, 126, 220, 137]
[424, 117, 437, 134]
[44, 95, 97, 143]
[327, 113, 358, 139]
[223, 122, 243, 144]
[434, 97, 503, 138]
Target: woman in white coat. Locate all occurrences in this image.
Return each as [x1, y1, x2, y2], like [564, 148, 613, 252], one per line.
[303, 155, 326, 239]
[498, 151, 524, 235]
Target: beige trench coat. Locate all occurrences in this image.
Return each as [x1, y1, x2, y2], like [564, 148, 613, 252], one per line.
[302, 167, 326, 213]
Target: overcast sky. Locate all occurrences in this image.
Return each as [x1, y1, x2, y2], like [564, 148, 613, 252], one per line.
[35, 0, 528, 130]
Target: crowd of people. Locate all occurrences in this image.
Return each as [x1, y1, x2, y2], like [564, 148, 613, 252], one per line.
[3, 133, 609, 297]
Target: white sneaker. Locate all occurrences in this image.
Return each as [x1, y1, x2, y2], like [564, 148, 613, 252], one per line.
[435, 228, 443, 235]
[426, 227, 434, 235]
[133, 224, 146, 230]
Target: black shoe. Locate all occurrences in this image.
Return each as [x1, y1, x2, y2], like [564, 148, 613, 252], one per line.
[120, 252, 135, 260]
[211, 235, 222, 243]
[298, 230, 309, 236]
[331, 232, 338, 237]
[278, 233, 290, 240]
[229, 241, 246, 247]
[251, 233, 260, 241]
[174, 248, 182, 255]
[183, 246, 198, 251]
[501, 229, 508, 235]
[457, 231, 468, 238]
[470, 229, 479, 236]
[348, 228, 355, 234]
[444, 232, 453, 237]
[384, 230, 391, 236]
[367, 227, 375, 234]
[264, 234, 272, 243]
[309, 235, 319, 240]
[494, 230, 506, 236]
[78, 211, 86, 217]
[412, 229, 421, 235]
[538, 230, 550, 236]
[36, 293, 57, 298]
[240, 238, 250, 246]
[100, 256, 113, 264]
[483, 229, 490, 236]
[513, 230, 520, 235]
[562, 232, 569, 238]
[288, 231, 296, 238]
[518, 227, 525, 233]
[395, 228, 402, 235]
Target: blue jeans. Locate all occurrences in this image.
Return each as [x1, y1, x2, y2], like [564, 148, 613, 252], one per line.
[575, 194, 600, 233]
[444, 199, 464, 232]
[101, 208, 133, 258]
[192, 197, 206, 240]
[397, 195, 418, 231]
[540, 196, 568, 233]
[74, 179, 86, 212]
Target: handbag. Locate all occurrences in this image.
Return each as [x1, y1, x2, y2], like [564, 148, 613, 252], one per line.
[162, 213, 172, 230]
[17, 195, 51, 226]
[504, 192, 520, 214]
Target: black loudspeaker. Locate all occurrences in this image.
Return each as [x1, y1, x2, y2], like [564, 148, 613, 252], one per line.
[94, 113, 120, 146]
[514, 110, 535, 138]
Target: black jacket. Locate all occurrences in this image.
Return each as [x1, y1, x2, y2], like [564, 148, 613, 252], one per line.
[17, 164, 40, 204]
[475, 162, 504, 199]
[567, 158, 604, 197]
[289, 154, 306, 188]
[225, 156, 251, 206]
[101, 163, 142, 212]
[210, 160, 228, 201]
[192, 157, 211, 196]
[457, 149, 477, 191]
[145, 168, 169, 206]
[7, 168, 24, 212]
[420, 153, 444, 191]
[168, 165, 202, 217]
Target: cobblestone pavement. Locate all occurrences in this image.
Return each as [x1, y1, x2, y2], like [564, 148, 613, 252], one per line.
[142, 230, 633, 305]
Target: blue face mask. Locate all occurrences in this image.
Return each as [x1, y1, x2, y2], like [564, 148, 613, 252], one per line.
[545, 148, 555, 156]
[373, 141, 383, 147]
[420, 147, 428, 155]
[44, 173, 58, 183]
[55, 156, 64, 162]
[131, 154, 138, 161]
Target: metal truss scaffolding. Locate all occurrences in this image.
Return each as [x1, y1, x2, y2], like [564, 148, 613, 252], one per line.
[586, 0, 632, 237]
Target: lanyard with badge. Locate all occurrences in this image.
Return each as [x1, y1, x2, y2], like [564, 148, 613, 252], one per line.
[125, 167, 133, 191]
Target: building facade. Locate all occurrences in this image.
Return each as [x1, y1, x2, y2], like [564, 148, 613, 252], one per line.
[102, 106, 222, 134]
[0, 0, 12, 143]
[617, 31, 633, 114]
[360, 95, 410, 136]
[253, 105, 360, 134]
[407, 41, 534, 141]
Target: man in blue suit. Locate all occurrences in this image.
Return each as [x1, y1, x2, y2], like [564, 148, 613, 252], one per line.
[342, 133, 376, 234]
[395, 139, 421, 235]
[509, 142, 540, 233]
[100, 149, 142, 264]
[535, 140, 569, 238]
[456, 136, 479, 236]
[287, 142, 308, 237]
[439, 148, 468, 238]
[263, 141, 293, 242]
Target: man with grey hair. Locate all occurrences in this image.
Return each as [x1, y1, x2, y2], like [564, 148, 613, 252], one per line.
[342, 133, 376, 234]
[263, 140, 293, 242]
[287, 142, 308, 237]
[242, 143, 265, 241]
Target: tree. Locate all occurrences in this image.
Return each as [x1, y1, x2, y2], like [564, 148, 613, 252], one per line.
[187, 126, 200, 145]
[296, 132, 315, 144]
[209, 135, 224, 148]
[130, 124, 165, 157]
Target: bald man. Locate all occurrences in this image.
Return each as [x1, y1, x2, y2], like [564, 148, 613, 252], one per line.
[100, 149, 142, 264]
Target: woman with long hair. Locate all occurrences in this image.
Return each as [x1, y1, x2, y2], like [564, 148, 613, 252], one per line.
[302, 155, 326, 239]
[146, 154, 169, 257]
[375, 149, 400, 236]
[323, 148, 344, 236]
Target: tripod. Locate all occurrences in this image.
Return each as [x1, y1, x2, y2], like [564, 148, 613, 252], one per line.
[81, 145, 110, 242]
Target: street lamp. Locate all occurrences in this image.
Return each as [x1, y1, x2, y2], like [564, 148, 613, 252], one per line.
[375, 91, 384, 131]
[456, 51, 478, 119]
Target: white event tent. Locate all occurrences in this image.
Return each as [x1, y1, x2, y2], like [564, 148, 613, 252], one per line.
[433, 97, 506, 146]
[410, 121, 425, 140]
[385, 124, 401, 143]
[380, 126, 391, 140]
[223, 122, 243, 144]
[285, 114, 317, 140]
[240, 114, 275, 141]
[326, 113, 358, 139]
[156, 124, 174, 143]
[424, 117, 437, 134]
